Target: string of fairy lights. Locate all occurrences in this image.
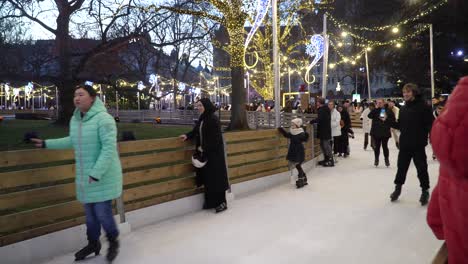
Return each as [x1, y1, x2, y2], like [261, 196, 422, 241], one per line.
[325, 0, 447, 32]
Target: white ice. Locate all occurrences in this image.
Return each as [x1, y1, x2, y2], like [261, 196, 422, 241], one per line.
[42, 129, 442, 264]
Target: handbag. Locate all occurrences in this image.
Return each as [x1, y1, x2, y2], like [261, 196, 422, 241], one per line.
[192, 121, 208, 168]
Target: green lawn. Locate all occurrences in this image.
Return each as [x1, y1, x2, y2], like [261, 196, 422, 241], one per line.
[0, 120, 191, 151]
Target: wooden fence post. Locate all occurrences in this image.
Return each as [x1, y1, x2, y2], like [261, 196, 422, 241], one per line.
[116, 196, 126, 223]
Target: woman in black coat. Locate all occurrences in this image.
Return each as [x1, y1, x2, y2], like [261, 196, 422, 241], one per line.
[337, 105, 351, 157]
[180, 98, 229, 213]
[368, 99, 396, 167]
[278, 118, 309, 188]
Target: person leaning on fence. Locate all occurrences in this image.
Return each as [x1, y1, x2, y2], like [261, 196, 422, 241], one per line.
[278, 118, 309, 188]
[427, 76, 468, 264]
[179, 98, 230, 213]
[31, 85, 122, 262]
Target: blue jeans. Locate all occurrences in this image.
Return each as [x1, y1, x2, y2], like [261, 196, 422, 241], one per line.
[84, 200, 119, 241]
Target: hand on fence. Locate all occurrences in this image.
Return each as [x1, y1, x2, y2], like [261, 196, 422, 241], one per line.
[30, 138, 44, 148]
[179, 135, 188, 141]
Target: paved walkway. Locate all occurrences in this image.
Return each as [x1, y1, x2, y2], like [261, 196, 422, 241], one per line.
[42, 129, 442, 264]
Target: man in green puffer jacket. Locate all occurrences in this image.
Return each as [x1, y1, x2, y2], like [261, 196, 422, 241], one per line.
[32, 85, 122, 262]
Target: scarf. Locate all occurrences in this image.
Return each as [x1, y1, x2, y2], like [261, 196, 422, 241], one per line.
[290, 127, 304, 136]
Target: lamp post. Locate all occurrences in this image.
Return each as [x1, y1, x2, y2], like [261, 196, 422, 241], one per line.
[272, 0, 281, 127]
[429, 24, 435, 99]
[321, 13, 329, 98]
[245, 71, 250, 105]
[365, 48, 372, 100]
[137, 81, 145, 112]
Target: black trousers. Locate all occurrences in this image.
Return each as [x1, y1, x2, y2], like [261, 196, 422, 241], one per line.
[394, 147, 430, 190]
[374, 137, 390, 161]
[204, 191, 226, 209]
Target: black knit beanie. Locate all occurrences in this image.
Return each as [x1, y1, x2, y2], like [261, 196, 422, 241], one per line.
[76, 84, 97, 97]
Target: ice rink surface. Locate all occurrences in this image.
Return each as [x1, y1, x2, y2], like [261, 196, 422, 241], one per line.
[42, 129, 442, 264]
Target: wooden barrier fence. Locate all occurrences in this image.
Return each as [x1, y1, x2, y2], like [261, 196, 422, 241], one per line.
[0, 127, 317, 247]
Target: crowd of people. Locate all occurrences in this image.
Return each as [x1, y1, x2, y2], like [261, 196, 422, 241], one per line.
[25, 76, 468, 263]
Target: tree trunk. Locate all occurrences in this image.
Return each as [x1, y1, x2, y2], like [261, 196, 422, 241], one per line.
[55, 12, 74, 125]
[228, 66, 248, 130]
[227, 23, 249, 130]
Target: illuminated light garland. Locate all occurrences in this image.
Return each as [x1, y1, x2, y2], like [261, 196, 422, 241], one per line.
[327, 24, 431, 66]
[325, 0, 447, 32]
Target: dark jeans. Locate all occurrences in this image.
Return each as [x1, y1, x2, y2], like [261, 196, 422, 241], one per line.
[320, 138, 333, 159]
[374, 137, 390, 161]
[364, 133, 375, 149]
[394, 148, 430, 190]
[84, 200, 119, 241]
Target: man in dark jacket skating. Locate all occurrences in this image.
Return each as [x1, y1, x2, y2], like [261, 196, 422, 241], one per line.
[311, 97, 333, 167]
[390, 83, 434, 205]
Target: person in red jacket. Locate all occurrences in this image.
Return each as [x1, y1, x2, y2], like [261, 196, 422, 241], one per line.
[427, 76, 468, 264]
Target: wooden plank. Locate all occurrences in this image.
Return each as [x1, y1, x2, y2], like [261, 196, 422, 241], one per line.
[0, 216, 86, 247]
[227, 148, 287, 167]
[118, 137, 190, 154]
[231, 167, 288, 184]
[125, 188, 201, 212]
[227, 138, 287, 155]
[120, 149, 193, 170]
[0, 183, 75, 212]
[0, 149, 74, 168]
[224, 129, 277, 142]
[124, 163, 194, 186]
[0, 164, 75, 189]
[0, 200, 83, 234]
[123, 177, 196, 203]
[228, 158, 288, 179]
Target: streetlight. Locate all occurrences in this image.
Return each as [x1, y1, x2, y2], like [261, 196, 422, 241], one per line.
[245, 71, 250, 105]
[392, 27, 400, 34]
[137, 81, 145, 112]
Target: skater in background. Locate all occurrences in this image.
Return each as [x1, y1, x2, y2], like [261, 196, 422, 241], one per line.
[368, 99, 396, 167]
[278, 118, 310, 188]
[329, 101, 341, 162]
[387, 100, 400, 149]
[427, 76, 468, 264]
[31, 85, 122, 262]
[361, 102, 375, 151]
[431, 103, 445, 160]
[337, 104, 351, 158]
[311, 97, 334, 167]
[389, 83, 434, 205]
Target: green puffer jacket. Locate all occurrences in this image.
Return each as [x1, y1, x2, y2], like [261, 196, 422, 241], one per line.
[46, 99, 122, 204]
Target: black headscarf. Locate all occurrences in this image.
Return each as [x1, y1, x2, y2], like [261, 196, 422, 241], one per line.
[198, 98, 216, 121]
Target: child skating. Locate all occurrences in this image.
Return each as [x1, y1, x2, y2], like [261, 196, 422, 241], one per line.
[278, 118, 310, 188]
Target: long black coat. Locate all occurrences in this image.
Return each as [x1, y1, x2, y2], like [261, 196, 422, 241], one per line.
[315, 106, 332, 140]
[391, 98, 434, 150]
[278, 127, 309, 163]
[186, 114, 229, 193]
[368, 107, 396, 139]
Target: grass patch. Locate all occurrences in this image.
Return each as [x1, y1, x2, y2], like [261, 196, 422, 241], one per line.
[0, 119, 191, 151]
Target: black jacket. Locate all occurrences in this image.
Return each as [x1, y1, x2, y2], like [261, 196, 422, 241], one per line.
[340, 110, 352, 134]
[368, 107, 396, 139]
[186, 113, 229, 192]
[312, 105, 332, 140]
[278, 127, 309, 163]
[391, 98, 434, 150]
